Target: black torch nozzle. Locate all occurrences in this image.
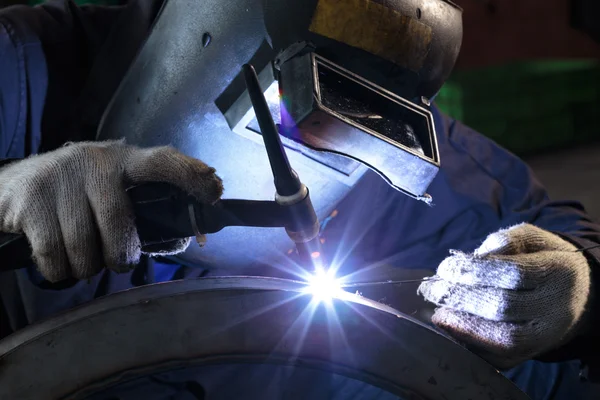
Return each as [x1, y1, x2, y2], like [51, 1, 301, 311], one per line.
[242, 64, 301, 196]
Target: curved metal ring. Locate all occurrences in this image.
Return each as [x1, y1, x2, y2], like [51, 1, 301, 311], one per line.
[0, 277, 528, 400]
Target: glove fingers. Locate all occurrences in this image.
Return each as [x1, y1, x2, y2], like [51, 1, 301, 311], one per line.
[430, 307, 537, 369]
[58, 199, 104, 280]
[88, 181, 141, 272]
[475, 223, 577, 256]
[23, 219, 70, 283]
[437, 251, 556, 289]
[418, 279, 546, 321]
[124, 146, 223, 204]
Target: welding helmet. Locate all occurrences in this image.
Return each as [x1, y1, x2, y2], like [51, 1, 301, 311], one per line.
[97, 0, 463, 270]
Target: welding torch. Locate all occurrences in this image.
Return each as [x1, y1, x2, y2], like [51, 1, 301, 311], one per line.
[0, 64, 324, 273]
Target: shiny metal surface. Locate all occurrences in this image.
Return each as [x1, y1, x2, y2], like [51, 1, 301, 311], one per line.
[0, 277, 529, 400]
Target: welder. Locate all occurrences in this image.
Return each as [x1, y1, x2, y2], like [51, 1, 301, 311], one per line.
[0, 0, 599, 399]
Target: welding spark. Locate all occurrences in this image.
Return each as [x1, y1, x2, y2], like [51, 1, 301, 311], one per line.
[302, 267, 345, 304]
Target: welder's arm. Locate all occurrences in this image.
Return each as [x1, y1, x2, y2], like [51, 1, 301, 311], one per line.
[518, 193, 600, 367]
[0, 1, 129, 157]
[418, 107, 600, 369]
[0, 0, 164, 157]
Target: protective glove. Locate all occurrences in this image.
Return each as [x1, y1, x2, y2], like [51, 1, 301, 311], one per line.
[0, 140, 223, 282]
[418, 223, 592, 369]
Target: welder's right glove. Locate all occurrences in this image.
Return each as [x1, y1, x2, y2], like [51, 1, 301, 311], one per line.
[0, 140, 223, 282]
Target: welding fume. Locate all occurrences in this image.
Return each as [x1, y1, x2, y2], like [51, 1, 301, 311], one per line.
[0, 0, 599, 399]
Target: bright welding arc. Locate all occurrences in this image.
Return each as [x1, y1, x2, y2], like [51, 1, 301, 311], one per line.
[303, 267, 345, 304]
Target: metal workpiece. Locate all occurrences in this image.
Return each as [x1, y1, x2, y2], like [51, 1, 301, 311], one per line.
[0, 277, 529, 400]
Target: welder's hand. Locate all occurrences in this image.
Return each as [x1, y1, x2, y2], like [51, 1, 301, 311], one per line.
[0, 140, 223, 282]
[417, 223, 592, 369]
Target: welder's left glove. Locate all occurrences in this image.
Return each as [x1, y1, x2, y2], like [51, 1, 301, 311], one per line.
[418, 223, 592, 369]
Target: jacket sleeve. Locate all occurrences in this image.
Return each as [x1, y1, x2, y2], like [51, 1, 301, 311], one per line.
[0, 0, 126, 340]
[433, 106, 600, 365]
[0, 0, 124, 159]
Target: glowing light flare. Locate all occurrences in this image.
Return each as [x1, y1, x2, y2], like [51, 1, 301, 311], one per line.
[264, 80, 281, 105]
[303, 267, 345, 304]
